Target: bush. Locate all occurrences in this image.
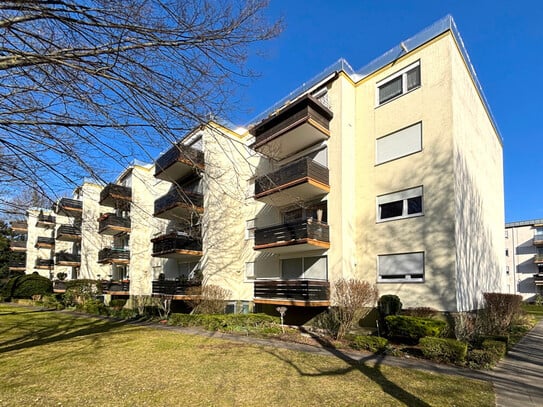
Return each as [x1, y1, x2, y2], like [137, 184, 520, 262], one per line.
[482, 339, 507, 358]
[385, 315, 447, 344]
[331, 279, 379, 339]
[109, 299, 127, 309]
[168, 313, 280, 334]
[77, 299, 108, 316]
[38, 295, 64, 310]
[419, 337, 467, 364]
[63, 279, 100, 306]
[350, 335, 388, 353]
[402, 307, 438, 318]
[1, 274, 53, 299]
[185, 285, 231, 314]
[378, 295, 402, 318]
[480, 293, 522, 335]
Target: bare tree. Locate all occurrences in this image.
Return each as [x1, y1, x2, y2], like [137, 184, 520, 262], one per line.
[0, 0, 280, 215]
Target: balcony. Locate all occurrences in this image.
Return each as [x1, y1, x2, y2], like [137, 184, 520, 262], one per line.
[99, 184, 132, 207]
[98, 213, 131, 235]
[253, 280, 330, 307]
[10, 240, 27, 252]
[53, 198, 83, 217]
[254, 219, 330, 253]
[10, 221, 27, 233]
[154, 189, 203, 221]
[250, 95, 333, 160]
[101, 280, 130, 295]
[36, 214, 55, 228]
[56, 224, 82, 242]
[55, 252, 81, 266]
[98, 248, 130, 264]
[151, 232, 202, 260]
[535, 255, 543, 265]
[8, 260, 26, 272]
[155, 143, 205, 182]
[35, 236, 55, 249]
[152, 279, 201, 298]
[534, 273, 543, 286]
[534, 235, 543, 247]
[255, 157, 329, 206]
[35, 259, 54, 269]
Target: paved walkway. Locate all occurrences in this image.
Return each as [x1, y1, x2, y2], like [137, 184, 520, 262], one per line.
[492, 319, 543, 406]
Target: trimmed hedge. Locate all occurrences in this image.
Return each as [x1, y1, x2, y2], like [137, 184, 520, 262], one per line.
[168, 313, 280, 333]
[1, 274, 53, 299]
[419, 337, 467, 364]
[350, 335, 388, 353]
[385, 315, 447, 344]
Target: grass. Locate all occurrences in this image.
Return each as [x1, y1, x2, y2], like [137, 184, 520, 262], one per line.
[0, 305, 495, 407]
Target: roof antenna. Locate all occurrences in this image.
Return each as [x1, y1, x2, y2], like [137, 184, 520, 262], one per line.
[400, 42, 408, 53]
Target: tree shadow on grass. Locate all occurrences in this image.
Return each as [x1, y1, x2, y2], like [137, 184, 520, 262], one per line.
[267, 328, 432, 407]
[0, 309, 128, 354]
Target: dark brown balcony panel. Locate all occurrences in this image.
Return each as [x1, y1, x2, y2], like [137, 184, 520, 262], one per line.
[99, 183, 132, 207]
[8, 260, 26, 272]
[53, 198, 83, 217]
[534, 273, 543, 286]
[255, 157, 329, 206]
[98, 248, 130, 264]
[101, 280, 130, 295]
[36, 214, 56, 228]
[53, 280, 67, 293]
[535, 255, 543, 265]
[253, 280, 330, 307]
[36, 236, 55, 249]
[10, 240, 27, 252]
[250, 95, 333, 160]
[55, 252, 81, 266]
[10, 221, 27, 233]
[254, 219, 330, 253]
[154, 190, 204, 221]
[151, 233, 203, 259]
[98, 213, 131, 235]
[152, 280, 201, 299]
[35, 259, 54, 269]
[534, 236, 543, 247]
[56, 224, 82, 241]
[155, 143, 205, 181]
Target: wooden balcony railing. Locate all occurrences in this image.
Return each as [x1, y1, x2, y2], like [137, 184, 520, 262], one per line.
[98, 213, 131, 235]
[154, 189, 204, 217]
[8, 260, 26, 269]
[99, 183, 132, 207]
[36, 236, 55, 248]
[254, 219, 329, 249]
[55, 252, 81, 264]
[36, 214, 55, 227]
[10, 221, 27, 232]
[151, 232, 202, 256]
[35, 259, 54, 268]
[98, 248, 130, 263]
[10, 240, 27, 250]
[101, 280, 130, 293]
[254, 280, 330, 302]
[152, 280, 201, 296]
[53, 198, 83, 216]
[155, 144, 205, 180]
[56, 224, 82, 241]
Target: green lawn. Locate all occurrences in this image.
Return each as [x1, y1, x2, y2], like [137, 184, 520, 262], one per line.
[0, 305, 494, 406]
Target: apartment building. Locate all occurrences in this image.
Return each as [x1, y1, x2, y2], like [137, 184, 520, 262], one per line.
[9, 16, 505, 317]
[505, 220, 543, 300]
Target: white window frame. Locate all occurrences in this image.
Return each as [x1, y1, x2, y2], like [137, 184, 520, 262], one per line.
[377, 186, 423, 222]
[377, 252, 424, 283]
[376, 60, 421, 106]
[245, 219, 256, 240]
[245, 262, 255, 280]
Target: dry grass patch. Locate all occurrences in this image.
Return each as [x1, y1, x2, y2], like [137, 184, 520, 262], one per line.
[0, 305, 494, 406]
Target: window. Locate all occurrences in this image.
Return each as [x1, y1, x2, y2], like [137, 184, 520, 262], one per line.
[505, 249, 509, 257]
[376, 61, 421, 105]
[281, 256, 327, 280]
[377, 187, 423, 222]
[378, 252, 424, 282]
[535, 227, 543, 241]
[376, 122, 422, 165]
[245, 262, 255, 279]
[245, 219, 256, 240]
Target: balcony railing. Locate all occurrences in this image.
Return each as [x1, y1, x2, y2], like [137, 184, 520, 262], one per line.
[36, 214, 55, 227]
[101, 280, 130, 293]
[8, 260, 26, 270]
[535, 255, 543, 264]
[98, 213, 131, 235]
[98, 248, 130, 264]
[10, 221, 27, 232]
[55, 252, 81, 265]
[152, 280, 201, 296]
[35, 259, 54, 269]
[254, 219, 329, 250]
[56, 224, 82, 241]
[36, 236, 55, 248]
[254, 280, 330, 303]
[534, 235, 543, 247]
[151, 232, 202, 257]
[154, 189, 204, 220]
[53, 198, 83, 217]
[155, 143, 205, 181]
[250, 95, 333, 160]
[10, 240, 27, 251]
[99, 183, 132, 207]
[255, 157, 329, 205]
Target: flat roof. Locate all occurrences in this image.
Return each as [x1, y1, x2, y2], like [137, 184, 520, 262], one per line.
[506, 219, 543, 228]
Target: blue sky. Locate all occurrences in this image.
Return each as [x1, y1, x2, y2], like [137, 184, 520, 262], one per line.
[233, 0, 542, 223]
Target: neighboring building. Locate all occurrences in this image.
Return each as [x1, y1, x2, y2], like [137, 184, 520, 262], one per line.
[505, 220, 543, 300]
[9, 15, 505, 317]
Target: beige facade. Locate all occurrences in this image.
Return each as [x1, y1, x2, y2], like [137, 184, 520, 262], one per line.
[505, 220, 543, 300]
